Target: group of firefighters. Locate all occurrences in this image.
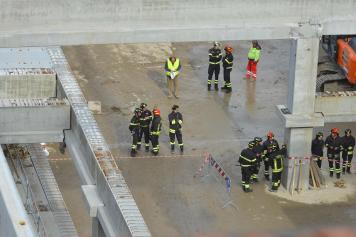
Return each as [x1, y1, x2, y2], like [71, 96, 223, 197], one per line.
[239, 131, 285, 193]
[164, 40, 261, 97]
[312, 128, 355, 179]
[129, 103, 184, 157]
[208, 40, 261, 93]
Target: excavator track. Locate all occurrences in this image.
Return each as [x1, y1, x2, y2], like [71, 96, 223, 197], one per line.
[316, 58, 346, 92]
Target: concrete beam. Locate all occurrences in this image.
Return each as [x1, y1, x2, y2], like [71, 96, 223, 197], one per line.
[0, 146, 36, 237]
[81, 185, 104, 218]
[0, 98, 70, 144]
[1, 0, 356, 46]
[315, 92, 356, 123]
[50, 47, 151, 237]
[276, 105, 324, 128]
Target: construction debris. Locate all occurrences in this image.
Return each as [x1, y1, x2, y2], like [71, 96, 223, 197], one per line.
[309, 159, 325, 188]
[334, 179, 346, 188]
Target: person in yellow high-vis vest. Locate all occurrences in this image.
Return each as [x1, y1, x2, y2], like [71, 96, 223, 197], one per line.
[244, 40, 261, 81]
[164, 56, 182, 98]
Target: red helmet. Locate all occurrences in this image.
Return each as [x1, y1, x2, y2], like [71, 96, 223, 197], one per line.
[267, 131, 274, 139]
[331, 128, 339, 134]
[153, 108, 160, 116]
[224, 45, 233, 53]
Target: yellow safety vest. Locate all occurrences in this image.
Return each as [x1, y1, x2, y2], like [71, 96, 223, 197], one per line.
[248, 47, 260, 61]
[166, 58, 180, 76]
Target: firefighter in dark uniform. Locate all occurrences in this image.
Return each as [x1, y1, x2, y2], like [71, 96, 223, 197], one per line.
[168, 105, 184, 153]
[129, 108, 142, 157]
[325, 128, 343, 178]
[221, 45, 234, 93]
[251, 137, 264, 182]
[269, 144, 286, 192]
[138, 103, 153, 152]
[262, 131, 279, 181]
[311, 132, 324, 168]
[208, 42, 222, 91]
[150, 108, 162, 156]
[239, 141, 257, 192]
[342, 129, 355, 174]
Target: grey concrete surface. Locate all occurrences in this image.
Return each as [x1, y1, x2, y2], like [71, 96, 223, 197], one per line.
[0, 98, 70, 144]
[1, 1, 356, 46]
[62, 41, 356, 236]
[282, 38, 320, 190]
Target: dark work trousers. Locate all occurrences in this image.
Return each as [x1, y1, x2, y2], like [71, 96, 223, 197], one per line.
[264, 158, 270, 178]
[151, 135, 159, 154]
[241, 166, 252, 189]
[208, 64, 220, 85]
[342, 150, 353, 172]
[328, 152, 341, 177]
[131, 130, 139, 150]
[251, 162, 260, 180]
[138, 126, 150, 148]
[271, 172, 282, 190]
[223, 68, 232, 89]
[169, 130, 183, 148]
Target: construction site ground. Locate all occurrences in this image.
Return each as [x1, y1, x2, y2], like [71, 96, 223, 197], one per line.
[49, 41, 356, 236]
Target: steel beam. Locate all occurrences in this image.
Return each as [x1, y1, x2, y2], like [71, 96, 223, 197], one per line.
[0, 98, 70, 144]
[1, 0, 356, 46]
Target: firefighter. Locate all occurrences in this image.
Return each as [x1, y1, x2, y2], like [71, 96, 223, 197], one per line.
[129, 108, 142, 157]
[269, 144, 285, 192]
[262, 131, 279, 181]
[138, 103, 153, 152]
[221, 45, 234, 93]
[342, 129, 355, 174]
[244, 40, 261, 81]
[168, 105, 183, 153]
[165, 55, 182, 98]
[207, 41, 222, 91]
[325, 128, 343, 178]
[239, 141, 257, 193]
[251, 137, 264, 182]
[311, 132, 324, 168]
[150, 108, 162, 156]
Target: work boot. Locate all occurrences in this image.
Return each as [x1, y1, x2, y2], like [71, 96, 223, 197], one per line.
[221, 85, 227, 90]
[214, 84, 219, 91]
[171, 144, 175, 152]
[225, 88, 232, 93]
[137, 143, 141, 150]
[269, 188, 277, 193]
[245, 187, 253, 193]
[342, 167, 346, 174]
[145, 146, 150, 152]
[253, 177, 259, 183]
[130, 149, 136, 157]
[336, 173, 341, 179]
[151, 150, 158, 156]
[330, 172, 333, 177]
[207, 84, 211, 91]
[347, 167, 351, 174]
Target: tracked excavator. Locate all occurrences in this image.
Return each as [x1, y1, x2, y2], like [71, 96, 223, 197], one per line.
[317, 35, 356, 92]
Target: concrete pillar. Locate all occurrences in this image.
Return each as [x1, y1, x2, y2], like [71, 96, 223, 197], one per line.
[92, 217, 106, 237]
[282, 38, 320, 190]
